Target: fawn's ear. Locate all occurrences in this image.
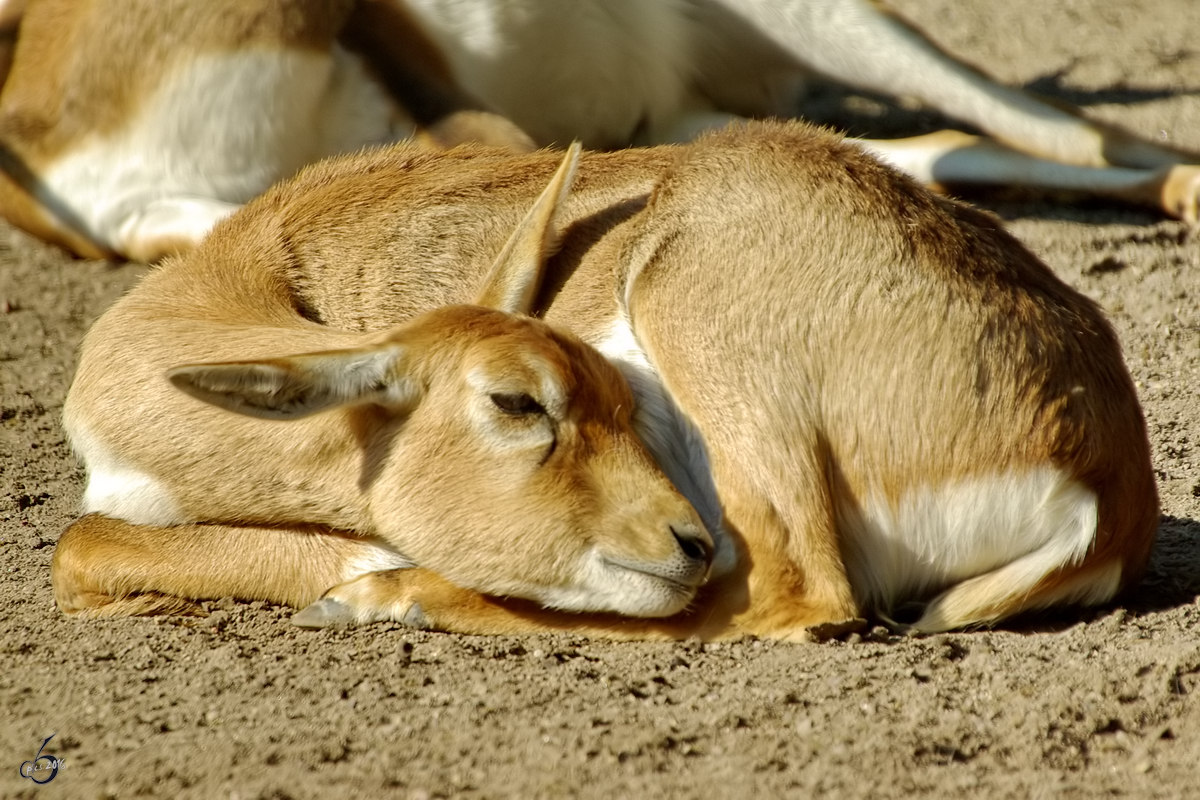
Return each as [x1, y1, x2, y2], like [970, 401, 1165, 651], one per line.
[475, 142, 582, 315]
[167, 344, 420, 420]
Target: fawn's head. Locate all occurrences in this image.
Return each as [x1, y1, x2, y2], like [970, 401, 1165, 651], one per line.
[166, 144, 712, 616]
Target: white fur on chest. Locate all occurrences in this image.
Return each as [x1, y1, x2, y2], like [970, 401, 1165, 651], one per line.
[595, 316, 735, 578]
[341, 541, 416, 583]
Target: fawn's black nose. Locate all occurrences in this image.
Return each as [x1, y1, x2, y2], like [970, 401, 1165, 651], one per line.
[673, 525, 713, 568]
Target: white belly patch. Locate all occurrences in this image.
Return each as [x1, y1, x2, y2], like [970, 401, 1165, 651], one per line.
[839, 466, 1099, 610]
[68, 424, 185, 526]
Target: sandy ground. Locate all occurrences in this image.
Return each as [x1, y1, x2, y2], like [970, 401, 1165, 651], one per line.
[2, 1, 1199, 797]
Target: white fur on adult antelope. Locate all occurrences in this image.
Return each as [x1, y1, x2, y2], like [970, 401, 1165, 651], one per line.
[0, 0, 531, 262]
[56, 122, 1158, 640]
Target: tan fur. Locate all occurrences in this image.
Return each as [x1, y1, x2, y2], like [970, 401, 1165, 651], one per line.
[0, 0, 532, 261]
[54, 515, 378, 616]
[0, 0, 526, 147]
[57, 121, 1158, 640]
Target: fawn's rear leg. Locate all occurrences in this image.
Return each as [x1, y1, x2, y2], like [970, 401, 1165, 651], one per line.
[914, 554, 1126, 634]
[52, 514, 411, 618]
[912, 463, 1159, 632]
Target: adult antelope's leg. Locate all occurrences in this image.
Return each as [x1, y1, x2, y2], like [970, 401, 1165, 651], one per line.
[52, 515, 410, 618]
[116, 197, 243, 264]
[699, 0, 1200, 217]
[723, 0, 1197, 169]
[337, 0, 534, 152]
[854, 132, 1200, 222]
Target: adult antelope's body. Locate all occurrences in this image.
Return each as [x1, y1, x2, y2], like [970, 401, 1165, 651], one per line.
[57, 123, 1158, 640]
[0, 0, 1197, 264]
[0, 0, 531, 262]
[404, 0, 1200, 219]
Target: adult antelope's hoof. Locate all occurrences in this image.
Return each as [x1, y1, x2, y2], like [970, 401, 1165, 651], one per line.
[1161, 165, 1200, 224]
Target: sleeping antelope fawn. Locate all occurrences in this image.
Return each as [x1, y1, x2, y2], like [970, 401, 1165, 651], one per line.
[56, 122, 1158, 640]
[0, 0, 531, 262]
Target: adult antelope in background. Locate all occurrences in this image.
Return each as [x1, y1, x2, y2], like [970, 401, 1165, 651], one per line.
[0, 0, 1196, 264]
[55, 122, 1159, 640]
[403, 0, 1200, 219]
[0, 0, 531, 262]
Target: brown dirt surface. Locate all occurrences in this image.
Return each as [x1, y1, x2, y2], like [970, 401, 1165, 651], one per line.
[2, 1, 1199, 797]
